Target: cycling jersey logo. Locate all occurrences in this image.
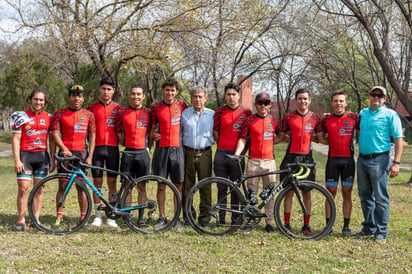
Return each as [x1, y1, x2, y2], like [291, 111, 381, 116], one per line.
[141, 115, 147, 119]
[174, 109, 179, 114]
[171, 116, 181, 125]
[106, 118, 114, 124]
[40, 119, 46, 125]
[79, 116, 85, 121]
[268, 123, 273, 128]
[25, 125, 31, 130]
[238, 114, 245, 120]
[308, 119, 313, 124]
[111, 110, 116, 115]
[27, 129, 48, 136]
[344, 120, 350, 125]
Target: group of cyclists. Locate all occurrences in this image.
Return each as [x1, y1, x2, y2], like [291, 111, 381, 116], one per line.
[12, 77, 403, 244]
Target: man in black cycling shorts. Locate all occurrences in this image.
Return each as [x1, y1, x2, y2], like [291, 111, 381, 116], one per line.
[276, 88, 325, 236]
[12, 89, 55, 231]
[115, 84, 151, 227]
[318, 89, 359, 236]
[87, 77, 121, 228]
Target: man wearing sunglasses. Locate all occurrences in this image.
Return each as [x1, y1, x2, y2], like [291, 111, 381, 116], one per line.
[234, 92, 280, 233]
[354, 86, 403, 244]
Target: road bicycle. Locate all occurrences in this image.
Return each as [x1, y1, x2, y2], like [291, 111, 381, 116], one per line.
[28, 152, 181, 235]
[185, 155, 336, 240]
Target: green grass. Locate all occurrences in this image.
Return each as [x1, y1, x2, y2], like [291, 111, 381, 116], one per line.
[0, 132, 411, 272]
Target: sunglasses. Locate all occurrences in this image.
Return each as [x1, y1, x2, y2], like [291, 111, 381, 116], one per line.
[70, 85, 85, 92]
[369, 92, 385, 98]
[256, 101, 271, 106]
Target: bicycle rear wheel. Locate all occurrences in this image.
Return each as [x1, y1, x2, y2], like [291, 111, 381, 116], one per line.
[185, 177, 245, 236]
[274, 180, 336, 240]
[28, 173, 92, 235]
[120, 175, 181, 234]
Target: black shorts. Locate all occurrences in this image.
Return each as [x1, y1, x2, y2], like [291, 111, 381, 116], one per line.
[213, 149, 244, 181]
[152, 147, 184, 183]
[92, 145, 119, 178]
[120, 148, 150, 179]
[325, 157, 355, 187]
[57, 150, 88, 174]
[280, 153, 316, 184]
[18, 151, 50, 179]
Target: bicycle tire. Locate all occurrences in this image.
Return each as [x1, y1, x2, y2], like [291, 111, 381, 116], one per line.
[185, 177, 246, 236]
[28, 173, 92, 235]
[120, 175, 181, 234]
[274, 180, 336, 240]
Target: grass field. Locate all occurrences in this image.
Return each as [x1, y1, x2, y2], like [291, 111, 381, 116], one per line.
[0, 131, 411, 272]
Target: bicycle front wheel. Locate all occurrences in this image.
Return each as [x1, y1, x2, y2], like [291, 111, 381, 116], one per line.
[120, 175, 181, 234]
[274, 180, 336, 240]
[28, 173, 92, 235]
[185, 177, 246, 236]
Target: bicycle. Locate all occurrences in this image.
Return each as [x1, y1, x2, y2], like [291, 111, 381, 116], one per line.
[28, 152, 181, 235]
[185, 154, 336, 240]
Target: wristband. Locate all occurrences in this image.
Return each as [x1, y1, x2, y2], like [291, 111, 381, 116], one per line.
[393, 160, 400, 165]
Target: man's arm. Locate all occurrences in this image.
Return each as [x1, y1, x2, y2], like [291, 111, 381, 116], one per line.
[213, 130, 219, 144]
[52, 130, 72, 157]
[12, 133, 24, 174]
[388, 137, 403, 178]
[48, 132, 56, 172]
[86, 133, 96, 165]
[234, 138, 247, 156]
[274, 131, 286, 144]
[117, 132, 125, 146]
[315, 132, 329, 145]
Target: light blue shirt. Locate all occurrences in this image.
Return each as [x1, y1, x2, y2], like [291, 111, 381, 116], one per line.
[181, 107, 215, 149]
[359, 106, 403, 154]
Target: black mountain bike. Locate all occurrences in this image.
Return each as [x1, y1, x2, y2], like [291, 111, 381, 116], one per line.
[28, 153, 181, 235]
[185, 155, 336, 240]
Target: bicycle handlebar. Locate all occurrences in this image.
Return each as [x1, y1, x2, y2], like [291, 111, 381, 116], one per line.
[55, 153, 83, 173]
[225, 154, 314, 180]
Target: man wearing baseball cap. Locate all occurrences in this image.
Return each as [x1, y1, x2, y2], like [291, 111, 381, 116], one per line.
[51, 84, 96, 226]
[354, 86, 403, 243]
[234, 92, 280, 233]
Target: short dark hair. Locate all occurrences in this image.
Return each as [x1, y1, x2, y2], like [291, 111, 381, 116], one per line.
[331, 89, 347, 99]
[100, 77, 116, 87]
[161, 78, 179, 90]
[26, 89, 49, 106]
[130, 84, 145, 94]
[295, 88, 311, 99]
[224, 82, 241, 94]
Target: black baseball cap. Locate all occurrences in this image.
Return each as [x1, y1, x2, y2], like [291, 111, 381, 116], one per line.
[255, 92, 271, 102]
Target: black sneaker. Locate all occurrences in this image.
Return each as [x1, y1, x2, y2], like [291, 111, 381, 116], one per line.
[264, 224, 275, 233]
[154, 216, 167, 230]
[301, 225, 314, 236]
[352, 230, 374, 238]
[13, 222, 26, 232]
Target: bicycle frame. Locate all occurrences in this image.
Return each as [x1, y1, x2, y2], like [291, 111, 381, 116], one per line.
[58, 162, 147, 216]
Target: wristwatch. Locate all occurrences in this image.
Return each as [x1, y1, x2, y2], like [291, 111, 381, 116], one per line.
[393, 160, 401, 165]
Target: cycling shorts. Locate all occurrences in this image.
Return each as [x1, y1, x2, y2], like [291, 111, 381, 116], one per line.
[91, 145, 119, 178]
[17, 151, 49, 180]
[152, 147, 184, 183]
[120, 148, 150, 179]
[325, 157, 355, 187]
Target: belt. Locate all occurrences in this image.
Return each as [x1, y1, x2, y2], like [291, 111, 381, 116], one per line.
[184, 146, 211, 154]
[359, 150, 389, 159]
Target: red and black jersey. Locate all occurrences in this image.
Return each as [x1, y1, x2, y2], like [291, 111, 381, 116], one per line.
[115, 106, 151, 149]
[13, 109, 52, 151]
[240, 114, 280, 159]
[151, 99, 189, 147]
[322, 111, 359, 157]
[51, 108, 96, 151]
[280, 110, 322, 155]
[87, 100, 120, 147]
[214, 105, 252, 151]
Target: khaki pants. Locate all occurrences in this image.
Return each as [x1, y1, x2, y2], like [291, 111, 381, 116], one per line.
[246, 159, 276, 224]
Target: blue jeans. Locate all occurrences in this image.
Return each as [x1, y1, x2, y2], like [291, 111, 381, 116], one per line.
[357, 154, 390, 237]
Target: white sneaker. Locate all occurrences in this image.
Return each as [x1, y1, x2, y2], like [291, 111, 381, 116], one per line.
[106, 218, 118, 228]
[91, 217, 102, 227]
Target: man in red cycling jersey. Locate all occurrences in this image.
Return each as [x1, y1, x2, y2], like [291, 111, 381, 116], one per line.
[12, 89, 55, 231]
[115, 84, 151, 227]
[87, 77, 121, 228]
[150, 78, 189, 230]
[213, 82, 252, 226]
[51, 84, 96, 226]
[319, 89, 359, 236]
[234, 92, 280, 233]
[276, 88, 325, 236]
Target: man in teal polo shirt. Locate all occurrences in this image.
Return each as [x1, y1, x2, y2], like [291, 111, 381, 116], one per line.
[354, 86, 403, 244]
